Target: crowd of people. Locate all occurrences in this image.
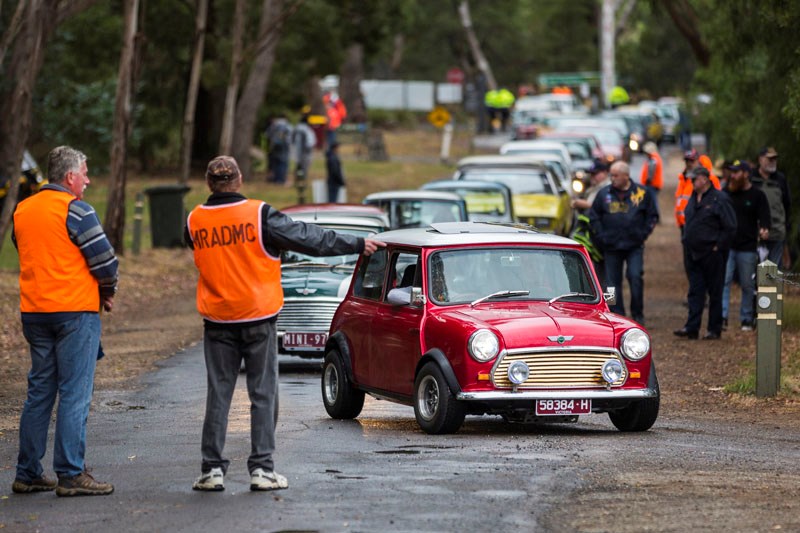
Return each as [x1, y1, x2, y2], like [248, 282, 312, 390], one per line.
[264, 90, 348, 203]
[578, 142, 790, 340]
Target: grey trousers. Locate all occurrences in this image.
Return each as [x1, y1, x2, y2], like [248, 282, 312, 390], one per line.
[201, 321, 278, 474]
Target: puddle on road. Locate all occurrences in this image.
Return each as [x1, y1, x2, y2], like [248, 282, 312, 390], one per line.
[374, 449, 421, 455]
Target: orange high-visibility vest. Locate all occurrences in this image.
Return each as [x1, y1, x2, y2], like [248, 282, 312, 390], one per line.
[14, 189, 100, 313]
[187, 199, 282, 323]
[674, 157, 721, 227]
[639, 152, 664, 190]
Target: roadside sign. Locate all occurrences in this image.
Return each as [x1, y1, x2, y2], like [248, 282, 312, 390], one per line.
[427, 106, 451, 128]
[446, 67, 465, 84]
[538, 71, 601, 89]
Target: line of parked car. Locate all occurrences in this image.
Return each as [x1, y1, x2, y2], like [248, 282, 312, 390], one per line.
[275, 115, 661, 433]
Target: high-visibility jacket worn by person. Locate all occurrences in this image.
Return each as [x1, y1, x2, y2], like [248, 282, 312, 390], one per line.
[674, 156, 720, 227]
[14, 188, 100, 313]
[639, 151, 663, 190]
[187, 199, 283, 323]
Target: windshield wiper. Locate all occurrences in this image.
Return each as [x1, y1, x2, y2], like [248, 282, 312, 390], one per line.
[470, 290, 530, 307]
[548, 292, 595, 304]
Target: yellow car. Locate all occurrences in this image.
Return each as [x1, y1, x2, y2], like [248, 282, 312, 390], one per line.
[455, 155, 573, 236]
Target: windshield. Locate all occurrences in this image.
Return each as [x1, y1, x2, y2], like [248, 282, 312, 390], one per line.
[461, 169, 553, 195]
[392, 199, 463, 228]
[282, 228, 374, 266]
[429, 248, 597, 305]
[435, 187, 509, 217]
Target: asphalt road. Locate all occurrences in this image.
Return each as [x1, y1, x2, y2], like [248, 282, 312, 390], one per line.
[2, 341, 799, 532]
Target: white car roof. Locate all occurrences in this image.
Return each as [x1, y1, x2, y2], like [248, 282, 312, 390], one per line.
[288, 213, 387, 232]
[456, 155, 550, 170]
[363, 190, 464, 202]
[374, 222, 578, 248]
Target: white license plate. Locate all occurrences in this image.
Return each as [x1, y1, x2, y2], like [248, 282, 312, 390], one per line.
[535, 399, 591, 416]
[283, 332, 327, 351]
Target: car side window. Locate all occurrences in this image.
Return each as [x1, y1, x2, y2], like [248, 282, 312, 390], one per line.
[389, 252, 421, 290]
[352, 248, 387, 300]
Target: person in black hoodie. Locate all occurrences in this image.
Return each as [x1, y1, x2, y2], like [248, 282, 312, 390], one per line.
[722, 160, 771, 332]
[589, 161, 658, 325]
[674, 167, 736, 340]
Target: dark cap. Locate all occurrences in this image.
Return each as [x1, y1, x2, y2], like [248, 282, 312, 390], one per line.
[758, 146, 778, 158]
[690, 167, 710, 180]
[588, 159, 608, 174]
[683, 149, 699, 161]
[206, 156, 241, 182]
[727, 159, 751, 172]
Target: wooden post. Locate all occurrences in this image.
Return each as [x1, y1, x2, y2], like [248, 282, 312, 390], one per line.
[132, 192, 144, 255]
[756, 260, 782, 397]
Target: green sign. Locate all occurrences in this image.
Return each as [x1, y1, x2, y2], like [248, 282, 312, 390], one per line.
[537, 72, 601, 88]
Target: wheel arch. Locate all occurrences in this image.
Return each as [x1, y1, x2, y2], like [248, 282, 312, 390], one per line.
[326, 331, 354, 382]
[416, 349, 461, 395]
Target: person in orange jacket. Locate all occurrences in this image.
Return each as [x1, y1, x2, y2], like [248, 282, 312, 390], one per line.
[674, 149, 720, 232]
[640, 142, 663, 219]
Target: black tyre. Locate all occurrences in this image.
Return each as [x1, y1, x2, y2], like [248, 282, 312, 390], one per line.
[413, 362, 466, 434]
[609, 365, 660, 432]
[321, 350, 364, 419]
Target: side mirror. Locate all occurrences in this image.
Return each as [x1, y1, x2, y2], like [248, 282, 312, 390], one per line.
[386, 287, 412, 306]
[411, 286, 426, 306]
[603, 286, 616, 306]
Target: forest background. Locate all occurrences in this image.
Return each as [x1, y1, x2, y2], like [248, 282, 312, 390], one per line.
[0, 0, 798, 257]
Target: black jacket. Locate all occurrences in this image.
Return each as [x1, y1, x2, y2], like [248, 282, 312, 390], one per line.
[683, 186, 736, 260]
[589, 181, 658, 252]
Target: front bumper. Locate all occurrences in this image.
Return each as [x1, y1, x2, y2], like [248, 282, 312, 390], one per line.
[456, 386, 658, 401]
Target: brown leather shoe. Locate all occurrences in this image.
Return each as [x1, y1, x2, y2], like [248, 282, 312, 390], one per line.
[55, 471, 114, 497]
[12, 475, 57, 493]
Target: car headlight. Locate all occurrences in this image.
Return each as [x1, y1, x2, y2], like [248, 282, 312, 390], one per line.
[468, 329, 499, 362]
[572, 180, 585, 194]
[629, 139, 639, 151]
[620, 328, 650, 361]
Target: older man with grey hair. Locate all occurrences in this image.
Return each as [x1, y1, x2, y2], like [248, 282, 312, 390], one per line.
[589, 161, 659, 326]
[12, 146, 118, 496]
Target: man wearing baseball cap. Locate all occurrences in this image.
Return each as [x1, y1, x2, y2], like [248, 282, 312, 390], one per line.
[721, 160, 770, 332]
[184, 155, 383, 492]
[674, 167, 736, 340]
[751, 146, 791, 268]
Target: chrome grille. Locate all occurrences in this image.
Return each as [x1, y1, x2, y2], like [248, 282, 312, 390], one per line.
[277, 298, 341, 331]
[492, 349, 627, 389]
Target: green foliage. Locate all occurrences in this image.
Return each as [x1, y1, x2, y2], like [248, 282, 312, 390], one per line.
[694, 1, 800, 260]
[616, 2, 698, 99]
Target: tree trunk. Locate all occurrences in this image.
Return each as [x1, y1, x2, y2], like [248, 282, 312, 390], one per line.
[339, 42, 366, 124]
[389, 33, 404, 74]
[661, 0, 710, 67]
[104, 0, 139, 254]
[231, 0, 285, 182]
[0, 0, 49, 253]
[219, 0, 245, 156]
[0, 0, 27, 67]
[458, 0, 496, 91]
[179, 0, 209, 183]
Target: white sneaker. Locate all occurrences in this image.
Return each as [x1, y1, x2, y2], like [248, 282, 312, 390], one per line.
[192, 467, 224, 491]
[250, 468, 288, 491]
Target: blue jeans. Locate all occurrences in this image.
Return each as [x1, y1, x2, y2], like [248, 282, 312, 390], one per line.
[722, 250, 758, 323]
[604, 247, 645, 321]
[16, 313, 101, 481]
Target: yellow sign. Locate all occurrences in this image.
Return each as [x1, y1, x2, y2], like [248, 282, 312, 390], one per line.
[427, 106, 451, 128]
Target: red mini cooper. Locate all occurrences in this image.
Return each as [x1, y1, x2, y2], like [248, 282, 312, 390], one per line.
[321, 222, 659, 434]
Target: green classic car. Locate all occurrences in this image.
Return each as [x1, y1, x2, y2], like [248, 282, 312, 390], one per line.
[277, 208, 388, 358]
[455, 155, 573, 236]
